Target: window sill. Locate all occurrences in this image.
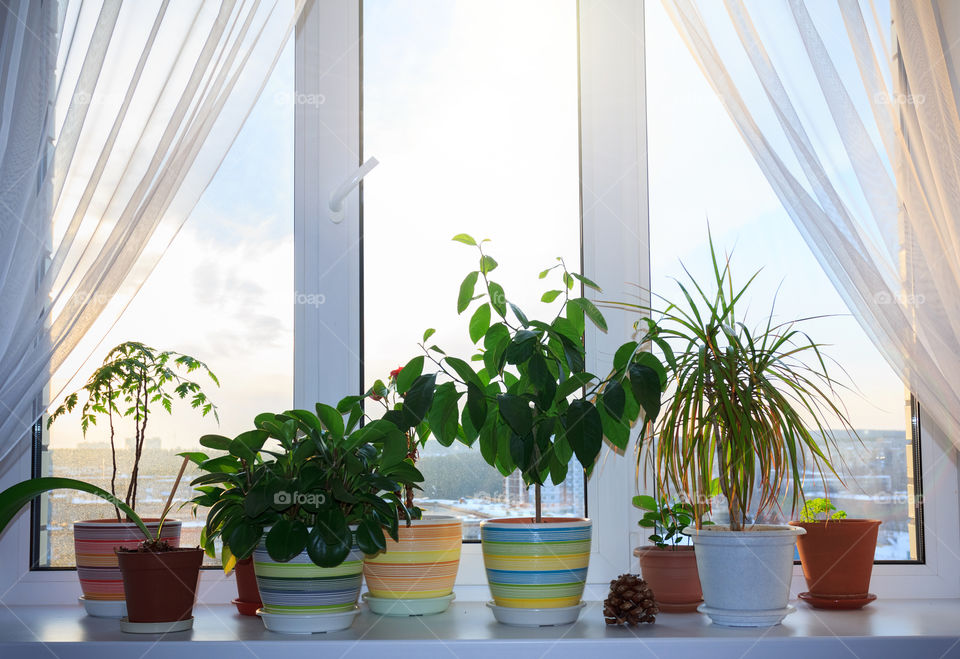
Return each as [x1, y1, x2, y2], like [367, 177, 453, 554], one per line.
[1, 600, 959, 658]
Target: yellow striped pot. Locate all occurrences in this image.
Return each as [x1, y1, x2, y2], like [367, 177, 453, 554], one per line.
[74, 518, 180, 618]
[481, 517, 591, 625]
[362, 515, 462, 615]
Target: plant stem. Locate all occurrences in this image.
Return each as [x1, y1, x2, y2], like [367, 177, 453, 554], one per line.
[106, 384, 120, 522]
[534, 483, 542, 523]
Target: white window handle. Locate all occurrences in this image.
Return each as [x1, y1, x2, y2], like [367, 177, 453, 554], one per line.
[329, 157, 379, 223]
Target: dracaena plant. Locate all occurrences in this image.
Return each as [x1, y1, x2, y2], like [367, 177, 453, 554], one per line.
[620, 235, 852, 531]
[421, 234, 666, 522]
[47, 341, 218, 520]
[185, 398, 424, 568]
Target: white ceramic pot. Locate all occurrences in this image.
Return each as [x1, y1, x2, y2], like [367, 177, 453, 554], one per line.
[684, 524, 805, 627]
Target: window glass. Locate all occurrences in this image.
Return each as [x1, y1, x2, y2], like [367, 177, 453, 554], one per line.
[645, 0, 917, 560]
[35, 43, 294, 567]
[362, 0, 582, 539]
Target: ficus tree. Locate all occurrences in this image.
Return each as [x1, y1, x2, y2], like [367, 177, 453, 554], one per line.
[418, 235, 667, 522]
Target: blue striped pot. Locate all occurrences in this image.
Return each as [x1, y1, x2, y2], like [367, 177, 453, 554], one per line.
[481, 517, 591, 624]
[252, 535, 364, 633]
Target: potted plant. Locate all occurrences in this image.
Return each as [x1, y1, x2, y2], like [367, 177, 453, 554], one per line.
[187, 400, 424, 634]
[0, 478, 203, 632]
[46, 341, 218, 617]
[790, 498, 880, 609]
[632, 495, 707, 612]
[432, 234, 664, 626]
[357, 363, 463, 616]
[180, 430, 272, 616]
[625, 237, 854, 627]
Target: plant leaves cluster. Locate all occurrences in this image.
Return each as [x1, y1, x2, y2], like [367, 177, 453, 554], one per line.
[424, 236, 666, 490]
[632, 495, 712, 548]
[183, 397, 423, 569]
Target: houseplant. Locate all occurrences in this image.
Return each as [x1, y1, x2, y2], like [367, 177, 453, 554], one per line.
[626, 237, 854, 627]
[358, 364, 463, 616]
[632, 495, 706, 612]
[180, 430, 272, 616]
[433, 235, 664, 626]
[790, 498, 880, 609]
[0, 478, 203, 632]
[186, 400, 424, 633]
[47, 341, 218, 617]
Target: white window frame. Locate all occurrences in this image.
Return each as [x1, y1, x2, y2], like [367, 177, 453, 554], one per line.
[1, 0, 956, 605]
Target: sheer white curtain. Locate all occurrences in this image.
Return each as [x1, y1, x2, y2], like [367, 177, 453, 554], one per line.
[664, 0, 960, 445]
[0, 0, 304, 463]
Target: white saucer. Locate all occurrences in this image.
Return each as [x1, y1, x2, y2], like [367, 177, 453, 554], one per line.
[119, 617, 193, 634]
[79, 596, 126, 618]
[697, 603, 796, 627]
[362, 592, 455, 616]
[486, 601, 586, 627]
[258, 607, 360, 634]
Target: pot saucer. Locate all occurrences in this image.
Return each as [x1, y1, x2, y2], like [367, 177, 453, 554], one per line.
[486, 601, 585, 627]
[698, 604, 795, 627]
[657, 600, 703, 613]
[232, 598, 261, 616]
[257, 607, 360, 634]
[362, 592, 455, 616]
[119, 617, 193, 634]
[78, 596, 126, 619]
[799, 592, 877, 610]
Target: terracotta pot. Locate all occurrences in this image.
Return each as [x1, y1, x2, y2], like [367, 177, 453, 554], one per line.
[480, 517, 591, 626]
[790, 519, 880, 605]
[116, 547, 203, 623]
[634, 545, 702, 612]
[74, 518, 181, 617]
[233, 557, 262, 616]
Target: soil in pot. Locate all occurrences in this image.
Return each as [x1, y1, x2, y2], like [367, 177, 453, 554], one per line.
[116, 543, 203, 625]
[634, 545, 702, 612]
[790, 519, 880, 607]
[233, 557, 262, 616]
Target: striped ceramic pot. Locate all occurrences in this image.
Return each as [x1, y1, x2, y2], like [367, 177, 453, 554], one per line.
[74, 518, 181, 618]
[481, 517, 591, 625]
[253, 537, 364, 633]
[362, 515, 461, 615]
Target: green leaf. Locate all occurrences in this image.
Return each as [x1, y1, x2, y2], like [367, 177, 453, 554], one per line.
[401, 373, 437, 429]
[628, 363, 662, 424]
[427, 382, 462, 446]
[613, 341, 638, 372]
[601, 381, 626, 419]
[308, 508, 351, 567]
[265, 520, 309, 562]
[469, 303, 491, 343]
[505, 329, 538, 365]
[177, 451, 209, 466]
[199, 434, 232, 451]
[565, 399, 603, 467]
[466, 382, 488, 430]
[488, 282, 507, 318]
[480, 255, 498, 274]
[315, 403, 345, 438]
[571, 273, 601, 291]
[497, 394, 533, 436]
[226, 522, 263, 561]
[509, 303, 529, 328]
[458, 271, 480, 314]
[556, 372, 596, 399]
[527, 350, 557, 410]
[395, 355, 424, 394]
[356, 518, 387, 556]
[452, 233, 477, 246]
[571, 297, 607, 332]
[422, 328, 436, 342]
[541, 290, 563, 303]
[445, 356, 484, 390]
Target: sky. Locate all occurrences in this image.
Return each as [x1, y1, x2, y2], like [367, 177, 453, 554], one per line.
[47, 0, 906, 458]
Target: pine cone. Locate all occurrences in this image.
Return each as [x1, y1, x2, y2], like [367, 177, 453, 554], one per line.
[603, 573, 658, 625]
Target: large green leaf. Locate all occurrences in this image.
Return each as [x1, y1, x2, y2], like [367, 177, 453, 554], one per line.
[265, 519, 309, 562]
[498, 394, 533, 436]
[457, 271, 480, 313]
[565, 399, 603, 467]
[427, 382, 462, 446]
[469, 303, 491, 343]
[356, 518, 387, 556]
[401, 373, 437, 429]
[0, 477, 150, 540]
[395, 355, 424, 395]
[628, 363, 662, 424]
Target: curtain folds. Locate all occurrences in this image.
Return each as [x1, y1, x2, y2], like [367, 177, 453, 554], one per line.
[0, 0, 305, 463]
[665, 0, 960, 445]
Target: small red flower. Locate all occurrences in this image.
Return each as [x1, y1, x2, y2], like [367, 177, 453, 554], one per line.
[389, 366, 403, 380]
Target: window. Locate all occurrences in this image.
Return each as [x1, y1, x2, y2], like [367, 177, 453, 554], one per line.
[361, 0, 583, 540]
[645, 0, 921, 561]
[32, 43, 294, 568]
